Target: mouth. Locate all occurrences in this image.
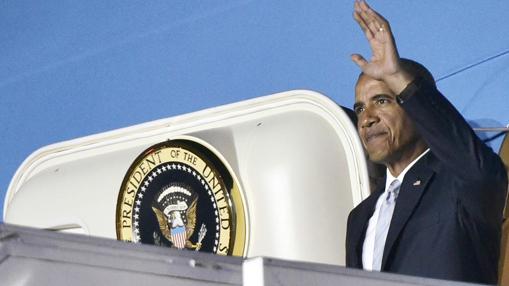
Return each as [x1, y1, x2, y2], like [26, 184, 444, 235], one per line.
[364, 131, 388, 144]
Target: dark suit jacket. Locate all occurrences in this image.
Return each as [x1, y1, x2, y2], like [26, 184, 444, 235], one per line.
[345, 78, 508, 284]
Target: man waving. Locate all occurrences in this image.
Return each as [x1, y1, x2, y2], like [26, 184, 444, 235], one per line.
[345, 1, 508, 284]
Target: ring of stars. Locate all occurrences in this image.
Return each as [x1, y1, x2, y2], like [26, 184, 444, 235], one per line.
[131, 162, 220, 248]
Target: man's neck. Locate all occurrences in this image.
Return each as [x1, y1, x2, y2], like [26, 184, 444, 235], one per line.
[386, 143, 429, 177]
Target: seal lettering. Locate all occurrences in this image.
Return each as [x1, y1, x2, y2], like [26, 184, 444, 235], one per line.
[116, 140, 243, 257]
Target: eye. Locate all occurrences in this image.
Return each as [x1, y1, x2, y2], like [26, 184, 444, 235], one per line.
[354, 106, 365, 114]
[376, 98, 389, 105]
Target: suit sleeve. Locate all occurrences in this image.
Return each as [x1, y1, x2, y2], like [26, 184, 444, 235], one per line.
[345, 210, 355, 267]
[399, 78, 508, 221]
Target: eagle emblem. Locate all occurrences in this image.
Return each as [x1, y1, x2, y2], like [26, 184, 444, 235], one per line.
[152, 183, 207, 250]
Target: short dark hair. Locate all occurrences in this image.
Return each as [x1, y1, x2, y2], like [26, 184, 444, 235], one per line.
[399, 58, 436, 88]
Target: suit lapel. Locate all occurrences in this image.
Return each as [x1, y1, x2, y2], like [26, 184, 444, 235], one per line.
[381, 153, 436, 270]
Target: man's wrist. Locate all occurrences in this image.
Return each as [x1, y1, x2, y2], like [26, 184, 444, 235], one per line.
[396, 77, 424, 104]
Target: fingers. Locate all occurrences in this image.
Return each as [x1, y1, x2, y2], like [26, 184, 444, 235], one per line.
[351, 54, 368, 70]
[362, 1, 389, 28]
[354, 0, 389, 37]
[354, 13, 374, 42]
[353, 4, 373, 39]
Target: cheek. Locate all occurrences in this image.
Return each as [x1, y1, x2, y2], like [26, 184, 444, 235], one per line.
[359, 134, 369, 149]
[357, 126, 365, 141]
[394, 121, 418, 146]
[382, 113, 406, 143]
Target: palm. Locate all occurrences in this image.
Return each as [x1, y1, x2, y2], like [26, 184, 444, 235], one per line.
[364, 28, 398, 79]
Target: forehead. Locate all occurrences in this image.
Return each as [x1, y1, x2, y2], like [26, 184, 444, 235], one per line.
[355, 75, 395, 102]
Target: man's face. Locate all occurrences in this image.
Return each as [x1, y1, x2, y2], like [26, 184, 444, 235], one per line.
[353, 75, 422, 165]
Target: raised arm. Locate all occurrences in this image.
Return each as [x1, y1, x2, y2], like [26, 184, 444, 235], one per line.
[351, 0, 507, 196]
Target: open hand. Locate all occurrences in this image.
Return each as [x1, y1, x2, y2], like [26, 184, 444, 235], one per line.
[352, 0, 414, 94]
[352, 0, 400, 80]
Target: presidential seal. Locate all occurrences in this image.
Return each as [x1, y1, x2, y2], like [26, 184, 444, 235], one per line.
[116, 139, 246, 256]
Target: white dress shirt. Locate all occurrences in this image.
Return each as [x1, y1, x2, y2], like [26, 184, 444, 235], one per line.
[362, 149, 430, 271]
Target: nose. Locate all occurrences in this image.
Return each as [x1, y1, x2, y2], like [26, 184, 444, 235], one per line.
[359, 107, 379, 129]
